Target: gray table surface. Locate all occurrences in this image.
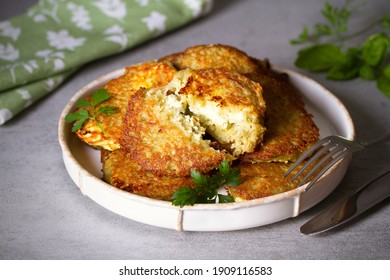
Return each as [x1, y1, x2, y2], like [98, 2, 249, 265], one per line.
[1, 0, 389, 260]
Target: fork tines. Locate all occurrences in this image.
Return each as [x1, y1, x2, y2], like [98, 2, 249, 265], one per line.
[284, 136, 351, 191]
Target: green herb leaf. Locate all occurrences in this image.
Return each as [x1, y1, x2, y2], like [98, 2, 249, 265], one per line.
[362, 33, 390, 67]
[381, 15, 390, 29]
[76, 98, 92, 108]
[64, 109, 89, 123]
[171, 187, 198, 207]
[359, 64, 376, 80]
[190, 170, 210, 187]
[327, 49, 361, 80]
[171, 159, 241, 207]
[64, 89, 117, 132]
[376, 74, 390, 97]
[91, 89, 111, 107]
[97, 106, 119, 115]
[382, 64, 390, 79]
[295, 44, 347, 71]
[290, 26, 309, 45]
[321, 0, 351, 35]
[71, 119, 88, 132]
[218, 194, 235, 203]
[65, 109, 90, 132]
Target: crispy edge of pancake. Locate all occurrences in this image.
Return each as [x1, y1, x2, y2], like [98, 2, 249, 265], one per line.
[101, 149, 195, 201]
[174, 68, 267, 156]
[240, 63, 320, 163]
[119, 87, 233, 177]
[74, 60, 177, 151]
[159, 44, 259, 73]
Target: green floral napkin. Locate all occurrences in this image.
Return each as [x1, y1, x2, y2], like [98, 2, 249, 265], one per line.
[0, 0, 213, 125]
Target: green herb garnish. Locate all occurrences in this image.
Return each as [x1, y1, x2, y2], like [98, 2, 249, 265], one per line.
[290, 0, 390, 97]
[172, 159, 241, 207]
[65, 88, 118, 132]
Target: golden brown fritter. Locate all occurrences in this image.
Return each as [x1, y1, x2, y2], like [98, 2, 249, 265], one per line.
[240, 64, 320, 163]
[101, 149, 195, 201]
[172, 68, 267, 156]
[120, 87, 233, 177]
[75, 61, 176, 150]
[160, 44, 259, 73]
[226, 162, 299, 201]
[227, 156, 330, 201]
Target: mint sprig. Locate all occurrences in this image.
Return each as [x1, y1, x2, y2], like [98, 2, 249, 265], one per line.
[65, 88, 118, 133]
[171, 159, 241, 207]
[291, 0, 390, 97]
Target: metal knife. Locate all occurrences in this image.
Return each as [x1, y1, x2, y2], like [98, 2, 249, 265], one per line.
[300, 168, 390, 235]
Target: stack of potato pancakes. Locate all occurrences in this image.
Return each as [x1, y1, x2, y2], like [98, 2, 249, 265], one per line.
[72, 44, 319, 201]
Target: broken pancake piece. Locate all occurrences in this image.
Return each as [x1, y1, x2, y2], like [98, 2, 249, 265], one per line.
[172, 68, 266, 156]
[120, 86, 233, 177]
[75, 61, 176, 150]
[240, 67, 319, 163]
[102, 149, 195, 201]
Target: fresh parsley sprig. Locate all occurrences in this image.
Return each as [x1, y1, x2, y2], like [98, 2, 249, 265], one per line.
[171, 159, 241, 208]
[65, 88, 118, 133]
[290, 0, 390, 97]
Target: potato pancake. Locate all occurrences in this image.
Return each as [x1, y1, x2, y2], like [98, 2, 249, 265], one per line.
[102, 149, 195, 201]
[173, 68, 266, 156]
[119, 87, 233, 177]
[227, 156, 329, 201]
[75, 61, 176, 150]
[226, 162, 299, 201]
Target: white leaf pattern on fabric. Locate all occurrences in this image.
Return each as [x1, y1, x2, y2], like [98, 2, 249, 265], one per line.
[35, 49, 52, 60]
[0, 21, 21, 41]
[0, 43, 19, 61]
[67, 2, 92, 31]
[16, 89, 32, 108]
[93, 0, 126, 20]
[36, 49, 66, 71]
[0, 62, 17, 83]
[142, 11, 166, 33]
[135, 0, 149, 6]
[27, 0, 61, 23]
[46, 75, 65, 91]
[184, 0, 203, 17]
[104, 25, 130, 51]
[27, 8, 47, 22]
[0, 108, 13, 125]
[46, 78, 56, 90]
[53, 59, 65, 70]
[23, 60, 38, 73]
[47, 30, 86, 51]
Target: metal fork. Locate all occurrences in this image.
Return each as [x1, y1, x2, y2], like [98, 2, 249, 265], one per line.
[284, 132, 390, 191]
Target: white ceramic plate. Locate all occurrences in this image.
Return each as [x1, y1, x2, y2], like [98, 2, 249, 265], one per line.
[58, 65, 355, 231]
